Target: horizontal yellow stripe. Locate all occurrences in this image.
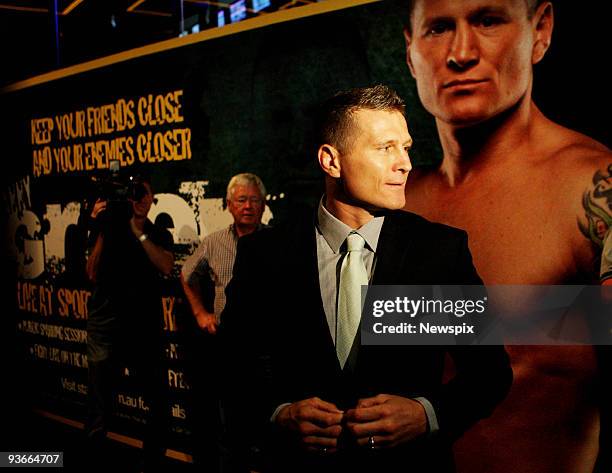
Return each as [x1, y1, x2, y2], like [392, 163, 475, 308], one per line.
[1, 0, 381, 93]
[0, 4, 48, 13]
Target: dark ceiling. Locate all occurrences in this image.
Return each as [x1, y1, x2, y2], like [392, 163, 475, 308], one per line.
[0, 0, 317, 87]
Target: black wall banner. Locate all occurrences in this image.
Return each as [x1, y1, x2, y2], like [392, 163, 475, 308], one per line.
[1, 0, 610, 457]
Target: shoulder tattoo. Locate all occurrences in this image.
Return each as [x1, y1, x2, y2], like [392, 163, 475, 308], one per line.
[579, 163, 612, 247]
[602, 227, 612, 282]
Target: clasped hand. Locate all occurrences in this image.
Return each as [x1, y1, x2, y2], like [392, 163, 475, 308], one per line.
[276, 394, 427, 453]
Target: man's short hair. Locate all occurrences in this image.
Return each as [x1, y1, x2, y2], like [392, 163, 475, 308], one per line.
[131, 173, 151, 187]
[226, 173, 267, 201]
[129, 173, 152, 200]
[404, 0, 547, 33]
[316, 84, 406, 153]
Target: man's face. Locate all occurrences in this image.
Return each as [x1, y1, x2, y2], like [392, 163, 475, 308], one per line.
[227, 184, 265, 227]
[406, 0, 540, 126]
[131, 182, 154, 218]
[337, 109, 412, 211]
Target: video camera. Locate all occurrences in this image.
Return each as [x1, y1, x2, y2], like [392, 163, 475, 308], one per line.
[91, 160, 149, 222]
[96, 160, 148, 202]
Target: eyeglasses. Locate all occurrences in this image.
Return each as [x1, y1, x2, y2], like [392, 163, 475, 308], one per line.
[233, 197, 263, 206]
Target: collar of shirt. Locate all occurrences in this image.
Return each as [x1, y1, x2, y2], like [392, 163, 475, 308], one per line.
[226, 224, 239, 244]
[229, 222, 267, 240]
[316, 197, 384, 253]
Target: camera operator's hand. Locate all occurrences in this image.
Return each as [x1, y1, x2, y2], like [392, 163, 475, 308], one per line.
[90, 198, 107, 219]
[130, 213, 174, 276]
[86, 234, 103, 283]
[129, 214, 145, 238]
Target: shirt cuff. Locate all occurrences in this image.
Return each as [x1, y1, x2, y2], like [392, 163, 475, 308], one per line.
[413, 397, 439, 436]
[270, 403, 292, 423]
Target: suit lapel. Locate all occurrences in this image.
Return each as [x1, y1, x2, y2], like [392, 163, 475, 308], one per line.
[288, 211, 341, 371]
[371, 212, 414, 285]
[352, 213, 416, 382]
[346, 213, 415, 379]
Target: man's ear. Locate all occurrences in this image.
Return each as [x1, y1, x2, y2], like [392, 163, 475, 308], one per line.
[318, 144, 341, 179]
[532, 2, 553, 64]
[403, 27, 417, 78]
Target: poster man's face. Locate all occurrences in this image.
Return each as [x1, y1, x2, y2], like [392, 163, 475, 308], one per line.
[337, 109, 412, 212]
[405, 0, 542, 127]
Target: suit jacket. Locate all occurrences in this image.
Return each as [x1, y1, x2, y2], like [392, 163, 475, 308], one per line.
[221, 208, 512, 473]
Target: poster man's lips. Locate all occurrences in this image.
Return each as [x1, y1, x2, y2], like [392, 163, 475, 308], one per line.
[443, 78, 488, 88]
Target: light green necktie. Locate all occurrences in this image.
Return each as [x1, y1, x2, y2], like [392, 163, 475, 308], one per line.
[337, 232, 368, 368]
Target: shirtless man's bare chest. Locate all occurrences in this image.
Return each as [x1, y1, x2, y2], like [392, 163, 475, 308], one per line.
[405, 151, 608, 472]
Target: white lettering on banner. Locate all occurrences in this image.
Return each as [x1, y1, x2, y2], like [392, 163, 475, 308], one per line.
[117, 394, 149, 411]
[44, 202, 80, 268]
[3, 175, 32, 217]
[17, 320, 88, 343]
[172, 403, 186, 419]
[28, 343, 88, 368]
[167, 369, 190, 390]
[6, 180, 276, 279]
[148, 193, 198, 245]
[60, 377, 87, 394]
[8, 210, 45, 279]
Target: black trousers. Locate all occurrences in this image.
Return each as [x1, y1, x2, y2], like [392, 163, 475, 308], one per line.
[85, 288, 168, 471]
[186, 330, 228, 472]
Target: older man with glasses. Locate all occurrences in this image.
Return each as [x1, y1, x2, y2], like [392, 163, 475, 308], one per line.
[181, 172, 267, 472]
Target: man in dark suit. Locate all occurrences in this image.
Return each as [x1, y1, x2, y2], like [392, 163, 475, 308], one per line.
[221, 85, 512, 472]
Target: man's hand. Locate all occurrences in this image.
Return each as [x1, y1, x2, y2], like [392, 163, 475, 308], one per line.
[344, 394, 427, 448]
[276, 397, 343, 453]
[130, 214, 174, 275]
[90, 198, 107, 219]
[129, 215, 145, 238]
[194, 308, 219, 334]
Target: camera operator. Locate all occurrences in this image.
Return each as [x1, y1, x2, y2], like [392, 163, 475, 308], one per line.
[84, 173, 174, 472]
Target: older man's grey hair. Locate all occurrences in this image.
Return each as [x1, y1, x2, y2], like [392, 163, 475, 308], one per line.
[226, 173, 267, 201]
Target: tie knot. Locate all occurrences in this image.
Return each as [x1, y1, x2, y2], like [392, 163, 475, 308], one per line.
[346, 232, 366, 253]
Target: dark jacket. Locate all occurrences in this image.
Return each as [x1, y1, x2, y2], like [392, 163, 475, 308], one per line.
[221, 209, 512, 473]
